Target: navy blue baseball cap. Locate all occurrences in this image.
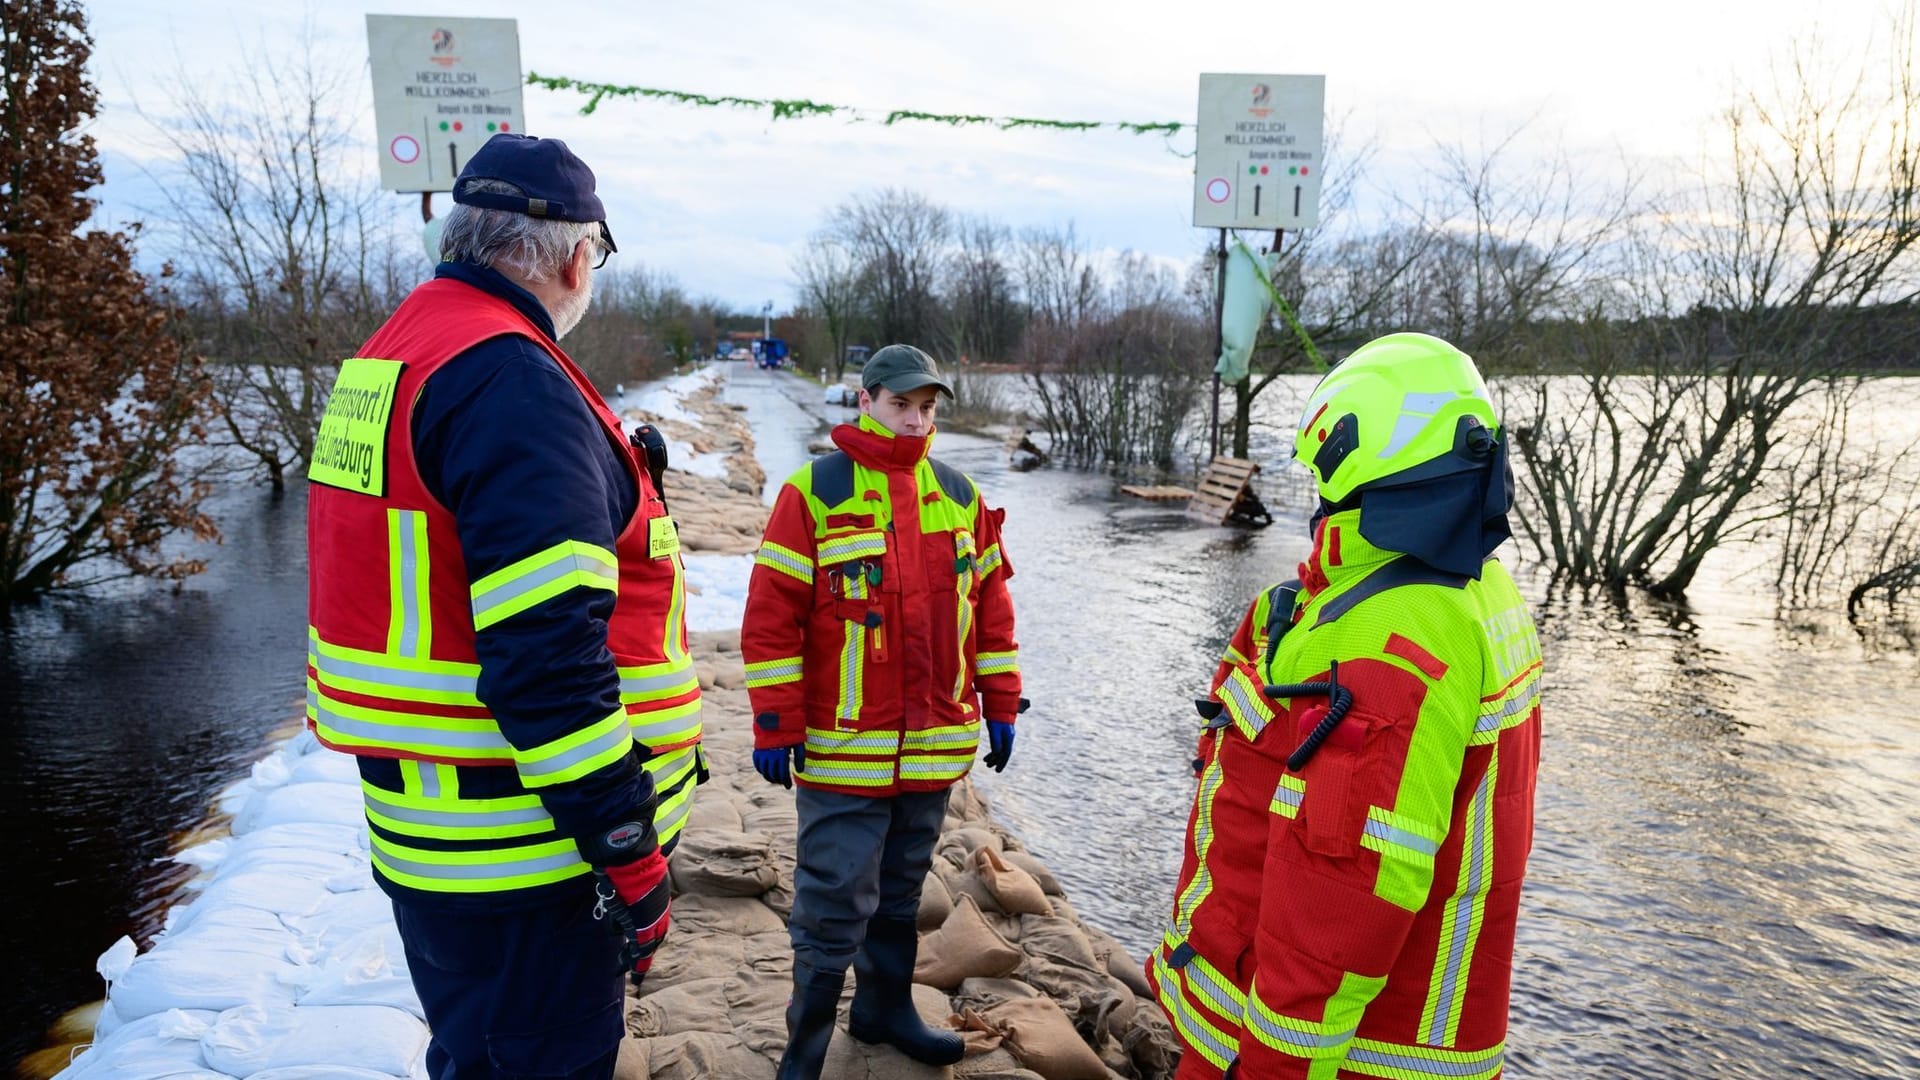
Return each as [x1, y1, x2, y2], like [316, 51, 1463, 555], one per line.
[453, 134, 615, 251]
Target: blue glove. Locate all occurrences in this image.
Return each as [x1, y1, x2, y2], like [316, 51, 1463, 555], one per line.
[753, 745, 805, 788]
[983, 721, 1015, 772]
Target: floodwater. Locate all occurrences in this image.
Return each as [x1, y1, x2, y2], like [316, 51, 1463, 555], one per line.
[4, 362, 1916, 1078]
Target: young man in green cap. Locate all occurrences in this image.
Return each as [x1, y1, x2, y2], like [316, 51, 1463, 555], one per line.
[742, 344, 1026, 1079]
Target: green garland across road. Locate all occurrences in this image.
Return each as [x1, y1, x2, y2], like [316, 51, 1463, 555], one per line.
[526, 72, 1186, 135]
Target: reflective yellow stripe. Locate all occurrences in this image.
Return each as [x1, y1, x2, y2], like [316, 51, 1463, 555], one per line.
[755, 541, 814, 584]
[900, 756, 973, 782]
[386, 509, 432, 657]
[1245, 969, 1382, 1063]
[952, 553, 973, 700]
[1271, 773, 1305, 819]
[309, 686, 514, 762]
[835, 576, 867, 721]
[514, 707, 633, 788]
[644, 745, 701, 848]
[470, 540, 618, 630]
[804, 727, 902, 757]
[362, 783, 553, 841]
[1364, 804, 1444, 911]
[796, 759, 896, 786]
[1471, 662, 1541, 745]
[1148, 946, 1240, 1071]
[1218, 665, 1276, 740]
[1342, 1037, 1504, 1080]
[745, 657, 804, 688]
[309, 629, 482, 706]
[369, 832, 588, 893]
[617, 657, 699, 702]
[1422, 755, 1498, 1047]
[1173, 751, 1229, 936]
[817, 531, 887, 564]
[975, 650, 1018, 676]
[902, 723, 979, 752]
[628, 698, 702, 750]
[976, 543, 1004, 576]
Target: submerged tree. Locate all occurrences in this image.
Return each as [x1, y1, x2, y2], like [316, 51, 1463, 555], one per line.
[0, 0, 215, 607]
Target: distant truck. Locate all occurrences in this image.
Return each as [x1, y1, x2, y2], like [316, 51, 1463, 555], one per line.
[756, 337, 791, 369]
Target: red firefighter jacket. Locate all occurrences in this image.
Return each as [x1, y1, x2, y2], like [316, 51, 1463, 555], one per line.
[1147, 510, 1542, 1080]
[740, 414, 1020, 797]
[306, 276, 702, 902]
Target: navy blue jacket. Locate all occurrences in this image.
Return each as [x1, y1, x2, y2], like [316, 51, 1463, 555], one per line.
[358, 261, 648, 910]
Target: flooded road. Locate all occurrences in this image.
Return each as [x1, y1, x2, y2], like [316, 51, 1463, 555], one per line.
[4, 362, 1915, 1077]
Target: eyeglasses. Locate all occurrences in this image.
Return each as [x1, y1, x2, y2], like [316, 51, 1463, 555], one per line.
[589, 221, 617, 270]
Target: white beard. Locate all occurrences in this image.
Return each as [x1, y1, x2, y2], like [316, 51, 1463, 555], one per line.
[550, 272, 593, 340]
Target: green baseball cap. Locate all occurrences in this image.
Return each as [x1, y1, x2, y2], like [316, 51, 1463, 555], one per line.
[861, 344, 953, 398]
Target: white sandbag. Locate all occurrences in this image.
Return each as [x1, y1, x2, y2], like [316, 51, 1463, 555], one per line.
[292, 926, 423, 1019]
[164, 868, 333, 931]
[163, 899, 288, 940]
[232, 781, 367, 835]
[228, 822, 368, 857]
[173, 837, 233, 873]
[97, 934, 137, 984]
[56, 1009, 218, 1079]
[108, 939, 303, 1021]
[201, 1003, 427, 1077]
[286, 887, 398, 951]
[287, 747, 361, 784]
[247, 1068, 411, 1080]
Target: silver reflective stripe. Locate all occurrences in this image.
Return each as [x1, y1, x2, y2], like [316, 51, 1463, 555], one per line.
[630, 705, 702, 743]
[1154, 957, 1240, 1067]
[1428, 772, 1494, 1044]
[472, 552, 617, 622]
[905, 728, 978, 749]
[418, 764, 442, 799]
[1475, 682, 1538, 732]
[1365, 816, 1441, 856]
[364, 789, 549, 832]
[901, 761, 970, 779]
[802, 761, 896, 781]
[315, 705, 510, 752]
[1273, 782, 1304, 812]
[620, 666, 696, 696]
[806, 730, 900, 755]
[1246, 1008, 1355, 1052]
[375, 844, 582, 882]
[312, 650, 479, 696]
[1347, 1043, 1504, 1078]
[395, 511, 424, 658]
[516, 724, 634, 781]
[1180, 955, 1246, 1022]
[1218, 673, 1269, 735]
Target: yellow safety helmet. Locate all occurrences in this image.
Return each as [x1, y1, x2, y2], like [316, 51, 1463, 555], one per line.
[1293, 332, 1499, 504]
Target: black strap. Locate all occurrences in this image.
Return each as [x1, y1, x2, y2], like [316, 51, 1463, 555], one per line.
[1313, 558, 1469, 628]
[1262, 579, 1303, 671]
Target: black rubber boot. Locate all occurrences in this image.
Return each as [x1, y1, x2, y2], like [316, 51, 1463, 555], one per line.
[776, 959, 845, 1080]
[847, 916, 965, 1065]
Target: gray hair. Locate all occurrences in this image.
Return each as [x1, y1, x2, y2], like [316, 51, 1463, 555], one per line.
[438, 178, 597, 285]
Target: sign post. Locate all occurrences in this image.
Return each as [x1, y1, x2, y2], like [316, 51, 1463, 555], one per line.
[1192, 73, 1324, 458]
[366, 15, 526, 194]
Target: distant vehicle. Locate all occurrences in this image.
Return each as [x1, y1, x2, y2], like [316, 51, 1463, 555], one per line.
[756, 337, 791, 370]
[845, 345, 872, 370]
[728, 347, 751, 361]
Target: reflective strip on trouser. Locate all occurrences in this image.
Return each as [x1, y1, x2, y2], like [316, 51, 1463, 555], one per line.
[1245, 969, 1383, 1065]
[1472, 660, 1541, 745]
[1363, 804, 1444, 911]
[387, 509, 432, 657]
[369, 831, 590, 893]
[835, 577, 869, 722]
[798, 725, 900, 788]
[1422, 753, 1499, 1047]
[644, 744, 702, 849]
[1147, 942, 1241, 1072]
[1271, 774, 1305, 819]
[1173, 753, 1230, 935]
[746, 656, 804, 688]
[1342, 1038, 1505, 1080]
[975, 650, 1018, 677]
[469, 539, 618, 631]
[362, 782, 554, 841]
[900, 722, 979, 783]
[1217, 664, 1275, 740]
[755, 540, 814, 585]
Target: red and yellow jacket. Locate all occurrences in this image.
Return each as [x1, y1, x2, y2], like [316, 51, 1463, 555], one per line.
[1147, 509, 1542, 1079]
[741, 414, 1020, 796]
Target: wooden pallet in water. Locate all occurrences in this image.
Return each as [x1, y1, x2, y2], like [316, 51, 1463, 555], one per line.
[1185, 456, 1264, 525]
[1120, 484, 1196, 502]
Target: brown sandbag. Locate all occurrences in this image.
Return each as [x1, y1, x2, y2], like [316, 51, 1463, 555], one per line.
[1082, 925, 1154, 1000]
[634, 1031, 774, 1080]
[914, 894, 1023, 990]
[977, 995, 1110, 1080]
[998, 849, 1064, 896]
[917, 868, 954, 931]
[627, 976, 732, 1037]
[668, 828, 780, 897]
[976, 848, 1052, 916]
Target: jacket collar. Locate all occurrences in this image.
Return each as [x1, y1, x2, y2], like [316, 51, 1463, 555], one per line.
[1298, 508, 1400, 598]
[434, 260, 558, 341]
[832, 412, 934, 473]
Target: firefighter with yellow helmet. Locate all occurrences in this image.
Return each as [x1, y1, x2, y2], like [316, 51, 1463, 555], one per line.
[1147, 332, 1544, 1079]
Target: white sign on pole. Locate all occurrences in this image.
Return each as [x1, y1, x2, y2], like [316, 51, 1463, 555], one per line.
[366, 15, 526, 193]
[1192, 73, 1324, 230]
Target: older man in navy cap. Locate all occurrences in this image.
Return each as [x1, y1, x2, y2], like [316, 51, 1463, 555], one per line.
[306, 133, 703, 1078]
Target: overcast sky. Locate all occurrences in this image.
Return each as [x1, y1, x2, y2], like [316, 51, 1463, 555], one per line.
[82, 0, 1909, 311]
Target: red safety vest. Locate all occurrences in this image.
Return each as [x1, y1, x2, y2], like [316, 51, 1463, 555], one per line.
[305, 278, 702, 892]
